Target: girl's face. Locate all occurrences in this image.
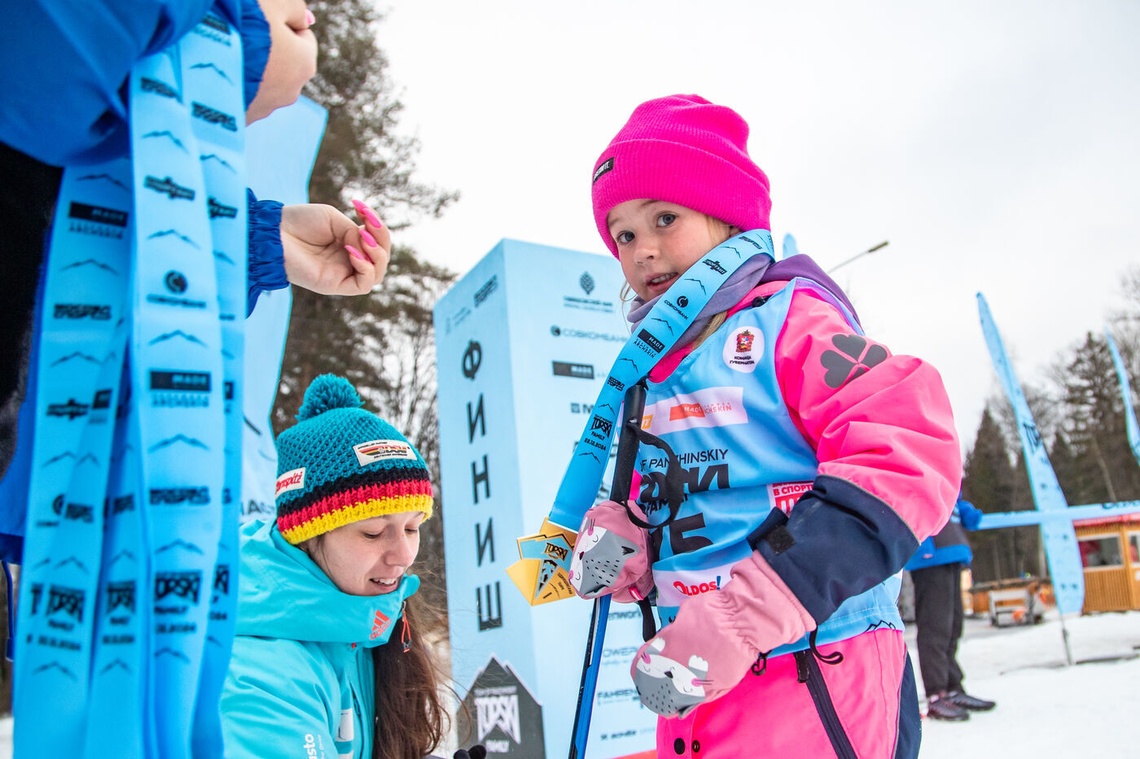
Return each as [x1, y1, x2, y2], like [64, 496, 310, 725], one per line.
[304, 511, 423, 596]
[607, 200, 735, 301]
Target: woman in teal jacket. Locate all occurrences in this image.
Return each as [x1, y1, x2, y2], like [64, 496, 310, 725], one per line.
[222, 374, 448, 759]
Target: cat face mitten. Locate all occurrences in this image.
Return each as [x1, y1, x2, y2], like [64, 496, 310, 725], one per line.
[568, 499, 653, 603]
[630, 549, 817, 717]
[632, 638, 711, 716]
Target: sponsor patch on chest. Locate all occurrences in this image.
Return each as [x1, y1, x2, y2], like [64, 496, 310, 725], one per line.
[723, 326, 763, 373]
[642, 387, 747, 435]
[769, 481, 813, 513]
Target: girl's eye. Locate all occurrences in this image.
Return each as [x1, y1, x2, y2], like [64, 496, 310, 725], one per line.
[405, 527, 420, 535]
[362, 532, 381, 540]
[615, 230, 634, 245]
[656, 212, 677, 228]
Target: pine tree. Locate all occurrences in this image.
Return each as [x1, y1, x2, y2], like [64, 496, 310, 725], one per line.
[1106, 265, 1140, 474]
[302, 0, 458, 219]
[1056, 333, 1140, 503]
[275, 0, 459, 625]
[962, 404, 1043, 582]
[1007, 449, 1042, 577]
[963, 406, 1014, 511]
[1049, 431, 1080, 504]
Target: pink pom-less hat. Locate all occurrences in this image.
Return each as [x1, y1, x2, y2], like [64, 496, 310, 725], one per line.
[591, 94, 772, 258]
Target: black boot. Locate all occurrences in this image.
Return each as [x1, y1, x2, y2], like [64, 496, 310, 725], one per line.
[947, 690, 996, 711]
[926, 692, 969, 721]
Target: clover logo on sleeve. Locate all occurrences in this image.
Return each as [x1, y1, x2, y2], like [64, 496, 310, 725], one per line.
[820, 334, 888, 388]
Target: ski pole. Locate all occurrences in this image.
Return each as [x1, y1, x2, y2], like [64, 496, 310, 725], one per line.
[568, 380, 647, 759]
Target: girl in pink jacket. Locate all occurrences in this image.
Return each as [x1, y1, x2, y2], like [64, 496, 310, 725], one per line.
[568, 94, 961, 758]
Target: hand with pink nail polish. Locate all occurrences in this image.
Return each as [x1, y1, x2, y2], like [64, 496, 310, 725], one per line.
[350, 198, 391, 262]
[279, 202, 390, 296]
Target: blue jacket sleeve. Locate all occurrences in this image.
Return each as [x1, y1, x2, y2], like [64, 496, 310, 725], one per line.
[222, 638, 342, 759]
[2, 1, 267, 166]
[0, 1, 213, 166]
[904, 536, 937, 571]
[247, 189, 288, 315]
[240, 0, 270, 110]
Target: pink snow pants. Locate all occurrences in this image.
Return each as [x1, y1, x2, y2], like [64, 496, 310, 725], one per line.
[655, 629, 914, 758]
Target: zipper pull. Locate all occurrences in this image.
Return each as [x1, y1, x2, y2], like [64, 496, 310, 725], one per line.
[795, 650, 810, 683]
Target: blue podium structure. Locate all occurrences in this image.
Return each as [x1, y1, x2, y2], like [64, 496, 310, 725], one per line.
[434, 240, 657, 758]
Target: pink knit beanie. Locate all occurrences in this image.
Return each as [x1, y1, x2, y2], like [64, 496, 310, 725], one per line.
[591, 94, 771, 258]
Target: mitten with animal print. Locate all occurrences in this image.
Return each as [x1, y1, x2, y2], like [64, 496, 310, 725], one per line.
[568, 499, 653, 603]
[630, 550, 817, 717]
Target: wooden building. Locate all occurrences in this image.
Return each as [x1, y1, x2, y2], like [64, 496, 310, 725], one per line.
[1075, 513, 1140, 613]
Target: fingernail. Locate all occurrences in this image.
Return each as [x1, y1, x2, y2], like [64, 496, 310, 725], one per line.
[352, 198, 383, 228]
[346, 244, 367, 262]
[360, 229, 378, 248]
[305, 9, 316, 26]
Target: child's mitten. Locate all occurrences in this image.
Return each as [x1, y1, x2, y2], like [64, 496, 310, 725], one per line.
[630, 550, 816, 717]
[568, 499, 653, 603]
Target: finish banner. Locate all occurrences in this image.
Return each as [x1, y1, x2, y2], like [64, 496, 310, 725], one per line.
[435, 240, 656, 758]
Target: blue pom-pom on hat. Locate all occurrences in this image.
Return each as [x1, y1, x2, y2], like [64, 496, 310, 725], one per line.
[296, 374, 364, 421]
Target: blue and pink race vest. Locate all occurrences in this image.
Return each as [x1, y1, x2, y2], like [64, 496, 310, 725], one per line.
[638, 278, 903, 656]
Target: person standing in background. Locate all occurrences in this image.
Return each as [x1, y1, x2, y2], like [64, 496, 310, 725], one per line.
[906, 494, 997, 721]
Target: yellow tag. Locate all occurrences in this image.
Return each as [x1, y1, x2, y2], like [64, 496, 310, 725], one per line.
[508, 519, 579, 605]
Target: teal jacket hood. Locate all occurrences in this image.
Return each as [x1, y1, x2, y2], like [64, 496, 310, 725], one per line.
[235, 519, 420, 646]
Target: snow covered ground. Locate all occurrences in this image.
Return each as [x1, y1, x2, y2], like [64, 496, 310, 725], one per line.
[0, 609, 1136, 757]
[909, 609, 1140, 759]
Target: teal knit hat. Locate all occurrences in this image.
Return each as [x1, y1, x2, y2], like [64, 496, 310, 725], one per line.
[274, 374, 433, 545]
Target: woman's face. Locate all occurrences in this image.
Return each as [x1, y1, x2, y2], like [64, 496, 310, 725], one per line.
[304, 511, 423, 596]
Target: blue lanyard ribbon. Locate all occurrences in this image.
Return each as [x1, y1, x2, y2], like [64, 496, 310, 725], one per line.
[14, 157, 133, 756]
[15, 6, 245, 757]
[84, 360, 149, 756]
[129, 13, 245, 757]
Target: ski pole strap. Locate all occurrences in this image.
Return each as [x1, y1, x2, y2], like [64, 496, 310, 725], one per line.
[545, 230, 774, 531]
[617, 423, 684, 530]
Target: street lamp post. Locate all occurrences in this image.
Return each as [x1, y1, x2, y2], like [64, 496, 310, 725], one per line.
[826, 240, 889, 275]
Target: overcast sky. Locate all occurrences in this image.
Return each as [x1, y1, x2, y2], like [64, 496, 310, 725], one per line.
[376, 0, 1140, 452]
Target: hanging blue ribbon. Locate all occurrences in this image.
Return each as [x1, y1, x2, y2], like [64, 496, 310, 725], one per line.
[127, 14, 244, 756]
[13, 156, 133, 757]
[14, 5, 245, 757]
[177, 14, 248, 756]
[84, 360, 150, 757]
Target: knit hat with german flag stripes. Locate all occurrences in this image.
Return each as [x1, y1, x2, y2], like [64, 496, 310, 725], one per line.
[274, 374, 433, 545]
